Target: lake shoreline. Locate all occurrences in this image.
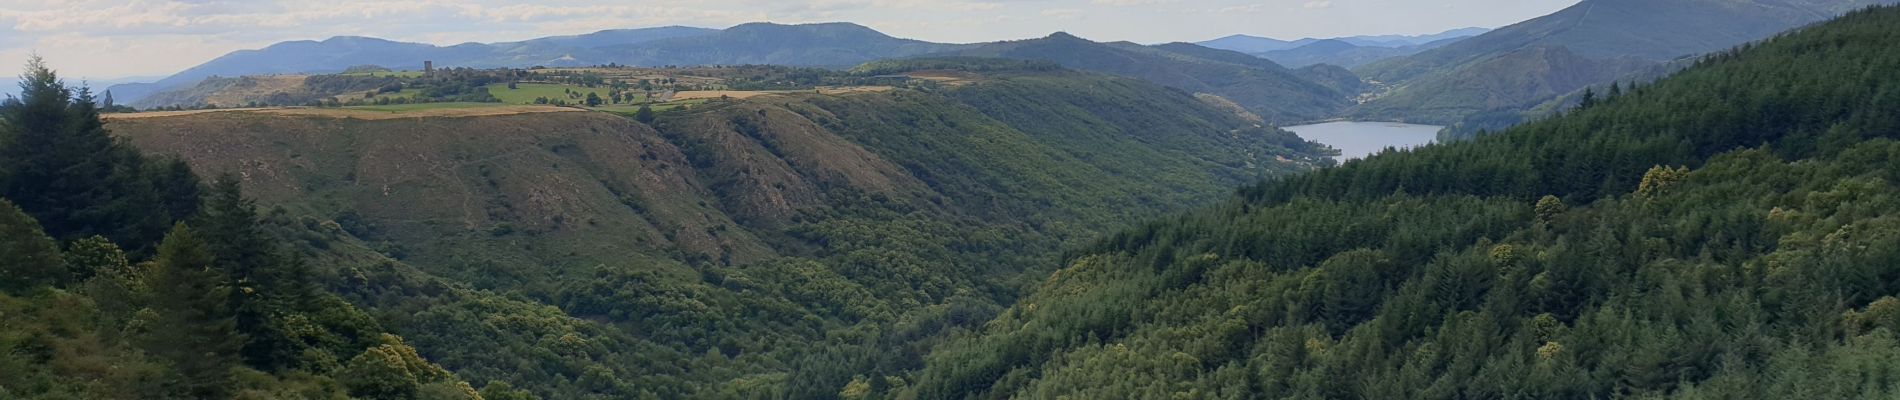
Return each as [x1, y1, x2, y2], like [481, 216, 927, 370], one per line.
[1284, 121, 1443, 161]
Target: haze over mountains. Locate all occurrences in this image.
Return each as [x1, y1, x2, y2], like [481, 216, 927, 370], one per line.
[1197, 27, 1490, 68]
[107, 23, 969, 105]
[1198, 28, 1490, 54]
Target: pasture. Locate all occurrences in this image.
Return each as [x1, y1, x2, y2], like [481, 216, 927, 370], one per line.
[485, 83, 653, 106]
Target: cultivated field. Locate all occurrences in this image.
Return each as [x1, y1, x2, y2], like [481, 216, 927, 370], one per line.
[485, 83, 652, 105]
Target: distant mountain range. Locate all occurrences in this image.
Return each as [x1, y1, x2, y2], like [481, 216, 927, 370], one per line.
[1196, 28, 1489, 68]
[1198, 27, 1488, 54]
[3, 75, 160, 100]
[1252, 37, 1466, 69]
[108, 0, 1890, 131]
[1354, 0, 1900, 125]
[118, 24, 1355, 123]
[108, 23, 970, 104]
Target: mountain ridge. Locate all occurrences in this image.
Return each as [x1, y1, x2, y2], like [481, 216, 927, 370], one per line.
[106, 23, 963, 104]
[933, 32, 1353, 123]
[1195, 27, 1490, 54]
[1351, 0, 1900, 124]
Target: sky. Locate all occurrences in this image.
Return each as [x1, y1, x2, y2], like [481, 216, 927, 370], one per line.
[0, 0, 1582, 81]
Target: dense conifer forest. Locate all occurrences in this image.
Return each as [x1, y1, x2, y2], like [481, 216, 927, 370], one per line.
[899, 6, 1900, 399]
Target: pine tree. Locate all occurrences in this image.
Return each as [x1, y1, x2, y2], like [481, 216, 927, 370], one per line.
[197, 175, 272, 283]
[634, 105, 656, 124]
[195, 175, 322, 370]
[1577, 87, 1599, 109]
[149, 158, 203, 224]
[0, 57, 193, 251]
[143, 224, 243, 399]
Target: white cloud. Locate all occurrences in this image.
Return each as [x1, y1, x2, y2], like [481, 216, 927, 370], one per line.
[1040, 8, 1083, 19]
[1303, 1, 1333, 9]
[1214, 3, 1271, 14]
[1090, 0, 1179, 6]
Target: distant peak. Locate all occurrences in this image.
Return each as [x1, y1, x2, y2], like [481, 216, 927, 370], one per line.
[1215, 34, 1281, 41]
[730, 21, 872, 30]
[321, 36, 393, 44]
[586, 26, 706, 34]
[1045, 32, 1088, 41]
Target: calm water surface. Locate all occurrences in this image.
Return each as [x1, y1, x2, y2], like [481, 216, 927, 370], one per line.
[1284, 121, 1443, 161]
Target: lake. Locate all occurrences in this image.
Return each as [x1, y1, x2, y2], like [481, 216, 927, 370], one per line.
[1284, 121, 1443, 161]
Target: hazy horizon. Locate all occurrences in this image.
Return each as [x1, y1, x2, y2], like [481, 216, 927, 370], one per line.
[0, 0, 1580, 81]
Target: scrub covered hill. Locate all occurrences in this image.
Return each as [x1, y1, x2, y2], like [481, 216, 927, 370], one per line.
[77, 63, 1334, 398]
[933, 33, 1353, 124]
[904, 5, 1900, 399]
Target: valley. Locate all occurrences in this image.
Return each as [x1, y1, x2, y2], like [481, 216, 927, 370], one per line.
[75, 61, 1332, 398]
[5, 1, 1900, 399]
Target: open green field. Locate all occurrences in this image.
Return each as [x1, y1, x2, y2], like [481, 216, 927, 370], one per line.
[334, 88, 421, 103]
[344, 102, 512, 112]
[485, 83, 651, 105]
[590, 99, 707, 114]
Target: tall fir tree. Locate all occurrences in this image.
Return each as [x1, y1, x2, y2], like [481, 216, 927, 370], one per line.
[197, 175, 272, 285]
[143, 224, 243, 399]
[0, 57, 198, 252]
[197, 174, 320, 370]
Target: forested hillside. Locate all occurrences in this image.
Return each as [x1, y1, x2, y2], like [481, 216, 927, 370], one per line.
[0, 59, 490, 399]
[0, 60, 1331, 399]
[904, 5, 1900, 399]
[1353, 0, 1897, 125]
[932, 34, 1353, 124]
